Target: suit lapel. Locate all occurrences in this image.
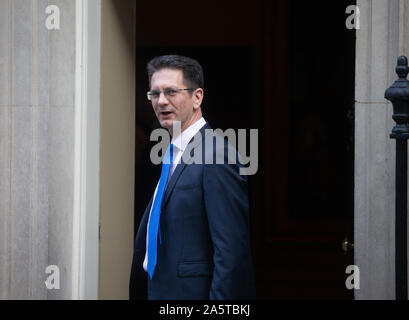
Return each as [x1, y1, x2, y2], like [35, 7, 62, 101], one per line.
[161, 123, 211, 211]
[160, 160, 186, 211]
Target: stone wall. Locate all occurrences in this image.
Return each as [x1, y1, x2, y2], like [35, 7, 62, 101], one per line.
[355, 0, 409, 299]
[0, 0, 76, 299]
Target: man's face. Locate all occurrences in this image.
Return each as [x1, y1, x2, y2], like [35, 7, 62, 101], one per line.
[150, 68, 202, 133]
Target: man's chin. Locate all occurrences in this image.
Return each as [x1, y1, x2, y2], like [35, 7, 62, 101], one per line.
[160, 120, 173, 130]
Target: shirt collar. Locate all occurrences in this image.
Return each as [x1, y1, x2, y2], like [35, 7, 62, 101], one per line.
[171, 117, 206, 152]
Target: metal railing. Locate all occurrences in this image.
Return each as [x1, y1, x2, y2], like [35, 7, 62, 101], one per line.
[385, 56, 409, 300]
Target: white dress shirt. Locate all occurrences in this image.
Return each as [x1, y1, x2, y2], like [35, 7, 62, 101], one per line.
[143, 117, 206, 272]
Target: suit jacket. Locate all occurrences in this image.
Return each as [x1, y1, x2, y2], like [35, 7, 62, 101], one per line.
[129, 123, 256, 300]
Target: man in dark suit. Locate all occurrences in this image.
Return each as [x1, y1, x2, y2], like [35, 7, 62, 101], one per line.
[129, 55, 256, 300]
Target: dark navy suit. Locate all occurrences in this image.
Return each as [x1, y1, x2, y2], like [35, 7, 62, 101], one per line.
[129, 123, 256, 300]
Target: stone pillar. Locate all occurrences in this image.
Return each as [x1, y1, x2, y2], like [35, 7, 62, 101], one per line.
[0, 0, 76, 299]
[355, 0, 409, 299]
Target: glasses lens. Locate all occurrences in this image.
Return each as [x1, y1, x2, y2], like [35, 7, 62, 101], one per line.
[164, 89, 178, 97]
[147, 91, 161, 101]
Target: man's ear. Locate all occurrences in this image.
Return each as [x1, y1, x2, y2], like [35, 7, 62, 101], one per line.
[193, 88, 204, 110]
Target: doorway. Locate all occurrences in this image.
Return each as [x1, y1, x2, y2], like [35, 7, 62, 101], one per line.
[133, 0, 356, 299]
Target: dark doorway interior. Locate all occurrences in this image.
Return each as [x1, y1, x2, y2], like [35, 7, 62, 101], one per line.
[288, 1, 355, 222]
[134, 0, 356, 299]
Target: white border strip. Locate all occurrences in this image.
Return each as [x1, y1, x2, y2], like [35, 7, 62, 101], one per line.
[84, 0, 101, 299]
[72, 0, 85, 299]
[73, 0, 101, 300]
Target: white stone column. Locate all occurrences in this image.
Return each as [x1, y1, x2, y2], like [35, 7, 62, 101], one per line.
[0, 0, 76, 299]
[355, 0, 409, 299]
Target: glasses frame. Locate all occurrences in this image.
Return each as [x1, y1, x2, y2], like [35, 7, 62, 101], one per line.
[146, 88, 196, 101]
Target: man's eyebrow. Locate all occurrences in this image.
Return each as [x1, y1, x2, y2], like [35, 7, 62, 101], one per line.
[150, 86, 177, 90]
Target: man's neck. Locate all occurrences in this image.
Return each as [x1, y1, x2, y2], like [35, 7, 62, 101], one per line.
[169, 113, 203, 137]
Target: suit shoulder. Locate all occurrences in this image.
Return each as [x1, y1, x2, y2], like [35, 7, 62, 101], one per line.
[201, 129, 245, 170]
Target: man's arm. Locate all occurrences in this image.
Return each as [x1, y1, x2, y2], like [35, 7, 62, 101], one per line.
[203, 140, 256, 299]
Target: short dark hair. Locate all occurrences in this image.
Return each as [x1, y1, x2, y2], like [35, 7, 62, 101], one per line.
[147, 55, 204, 90]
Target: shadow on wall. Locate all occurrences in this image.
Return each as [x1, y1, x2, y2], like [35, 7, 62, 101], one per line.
[110, 0, 136, 64]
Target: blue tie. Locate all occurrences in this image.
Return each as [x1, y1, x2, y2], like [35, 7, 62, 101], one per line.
[147, 143, 173, 279]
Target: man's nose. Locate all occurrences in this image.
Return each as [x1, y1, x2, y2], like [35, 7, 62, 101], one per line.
[157, 91, 169, 105]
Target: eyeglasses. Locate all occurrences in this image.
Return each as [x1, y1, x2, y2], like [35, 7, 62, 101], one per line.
[146, 88, 196, 101]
